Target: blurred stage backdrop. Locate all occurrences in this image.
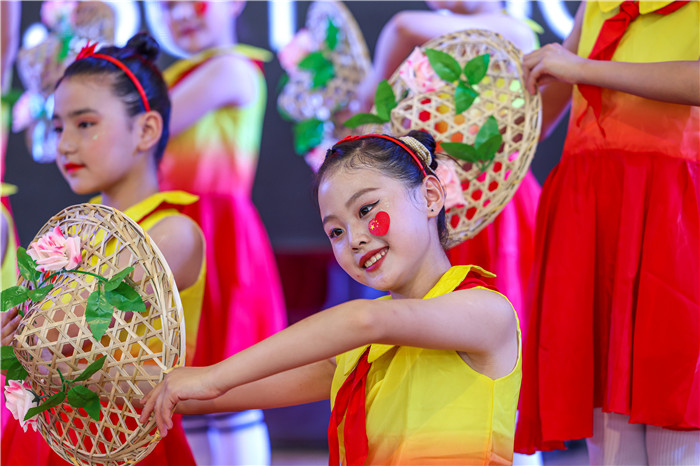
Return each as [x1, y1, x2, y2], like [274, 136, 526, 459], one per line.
[3, 0, 579, 450]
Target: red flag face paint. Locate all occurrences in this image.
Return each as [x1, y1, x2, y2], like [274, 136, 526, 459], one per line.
[368, 211, 390, 236]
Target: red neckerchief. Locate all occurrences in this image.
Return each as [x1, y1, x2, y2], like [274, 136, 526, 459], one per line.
[327, 271, 498, 465]
[577, 0, 689, 129]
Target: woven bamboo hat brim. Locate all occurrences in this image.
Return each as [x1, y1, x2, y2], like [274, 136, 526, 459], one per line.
[361, 29, 542, 248]
[12, 204, 185, 466]
[277, 0, 371, 122]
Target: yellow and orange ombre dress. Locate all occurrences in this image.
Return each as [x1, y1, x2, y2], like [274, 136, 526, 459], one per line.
[330, 266, 522, 465]
[158, 45, 286, 368]
[516, 1, 700, 454]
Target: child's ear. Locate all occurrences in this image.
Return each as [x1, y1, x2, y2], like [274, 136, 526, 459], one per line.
[423, 174, 445, 218]
[135, 111, 163, 153]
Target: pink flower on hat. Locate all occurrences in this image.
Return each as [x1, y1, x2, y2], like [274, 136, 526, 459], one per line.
[27, 226, 82, 273]
[4, 380, 39, 433]
[398, 48, 444, 95]
[435, 158, 465, 210]
[278, 29, 314, 76]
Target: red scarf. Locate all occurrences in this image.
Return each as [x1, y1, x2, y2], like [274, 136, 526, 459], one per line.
[577, 0, 689, 126]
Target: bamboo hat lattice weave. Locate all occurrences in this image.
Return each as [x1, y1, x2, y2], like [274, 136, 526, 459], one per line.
[277, 0, 371, 122]
[363, 29, 542, 248]
[12, 204, 185, 466]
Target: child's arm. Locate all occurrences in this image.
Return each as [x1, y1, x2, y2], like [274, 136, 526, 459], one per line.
[147, 214, 204, 290]
[168, 54, 259, 136]
[525, 2, 700, 111]
[140, 287, 516, 435]
[175, 359, 335, 414]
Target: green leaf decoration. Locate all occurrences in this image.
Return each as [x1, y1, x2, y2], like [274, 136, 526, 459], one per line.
[73, 355, 106, 383]
[475, 116, 501, 149]
[343, 113, 388, 129]
[28, 284, 53, 303]
[326, 18, 339, 51]
[477, 135, 502, 163]
[454, 81, 479, 114]
[374, 80, 397, 121]
[16, 248, 40, 283]
[104, 267, 134, 292]
[0, 88, 23, 107]
[24, 391, 65, 421]
[104, 282, 146, 313]
[86, 290, 113, 340]
[298, 51, 331, 72]
[312, 62, 335, 89]
[1, 346, 28, 382]
[464, 54, 490, 86]
[440, 142, 481, 163]
[1, 286, 29, 312]
[425, 48, 461, 83]
[293, 118, 325, 155]
[67, 386, 101, 421]
[276, 72, 289, 94]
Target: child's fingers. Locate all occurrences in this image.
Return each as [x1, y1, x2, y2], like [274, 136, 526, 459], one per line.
[139, 386, 158, 423]
[1, 309, 21, 346]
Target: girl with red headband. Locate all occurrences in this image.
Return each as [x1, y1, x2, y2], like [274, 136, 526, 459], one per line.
[515, 1, 700, 463]
[1, 33, 204, 466]
[141, 130, 523, 465]
[146, 3, 286, 463]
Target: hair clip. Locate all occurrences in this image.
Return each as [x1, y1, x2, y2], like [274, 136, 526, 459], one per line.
[76, 41, 99, 60]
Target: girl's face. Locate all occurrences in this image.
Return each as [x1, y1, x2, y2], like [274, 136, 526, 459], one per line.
[160, 1, 242, 54]
[52, 77, 141, 195]
[318, 166, 441, 294]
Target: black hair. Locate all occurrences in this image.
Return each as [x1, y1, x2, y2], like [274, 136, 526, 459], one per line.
[314, 130, 448, 246]
[59, 32, 171, 163]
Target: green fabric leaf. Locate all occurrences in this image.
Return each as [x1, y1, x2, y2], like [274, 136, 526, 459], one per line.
[375, 80, 397, 121]
[105, 282, 146, 313]
[67, 386, 101, 421]
[276, 72, 289, 94]
[326, 18, 339, 51]
[24, 391, 65, 421]
[16, 248, 40, 283]
[28, 284, 53, 303]
[86, 290, 113, 340]
[343, 113, 388, 129]
[73, 355, 106, 383]
[440, 142, 481, 163]
[475, 116, 501, 148]
[454, 81, 478, 114]
[104, 267, 134, 292]
[311, 62, 335, 89]
[1, 286, 29, 312]
[298, 51, 330, 72]
[1, 346, 28, 381]
[425, 48, 461, 83]
[464, 54, 490, 86]
[293, 119, 325, 155]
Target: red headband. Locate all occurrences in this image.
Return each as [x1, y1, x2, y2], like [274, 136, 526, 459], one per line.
[75, 42, 151, 112]
[334, 134, 428, 177]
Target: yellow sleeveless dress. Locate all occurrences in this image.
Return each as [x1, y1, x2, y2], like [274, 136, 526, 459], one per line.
[90, 191, 205, 366]
[331, 265, 522, 465]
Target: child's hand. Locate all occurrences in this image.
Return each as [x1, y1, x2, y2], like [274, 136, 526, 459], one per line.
[139, 365, 222, 437]
[1, 307, 21, 347]
[523, 43, 585, 94]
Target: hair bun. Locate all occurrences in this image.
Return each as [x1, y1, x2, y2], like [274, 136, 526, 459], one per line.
[406, 130, 437, 169]
[125, 32, 160, 63]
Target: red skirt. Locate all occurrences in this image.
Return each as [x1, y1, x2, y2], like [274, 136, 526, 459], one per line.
[448, 170, 541, 330]
[181, 193, 287, 366]
[515, 150, 700, 453]
[1, 401, 195, 466]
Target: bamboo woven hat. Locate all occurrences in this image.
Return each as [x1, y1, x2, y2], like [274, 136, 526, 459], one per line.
[11, 204, 185, 466]
[277, 0, 371, 122]
[361, 29, 542, 249]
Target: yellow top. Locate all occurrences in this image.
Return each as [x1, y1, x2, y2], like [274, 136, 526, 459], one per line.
[331, 266, 522, 465]
[90, 191, 206, 365]
[160, 45, 272, 197]
[0, 191, 18, 291]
